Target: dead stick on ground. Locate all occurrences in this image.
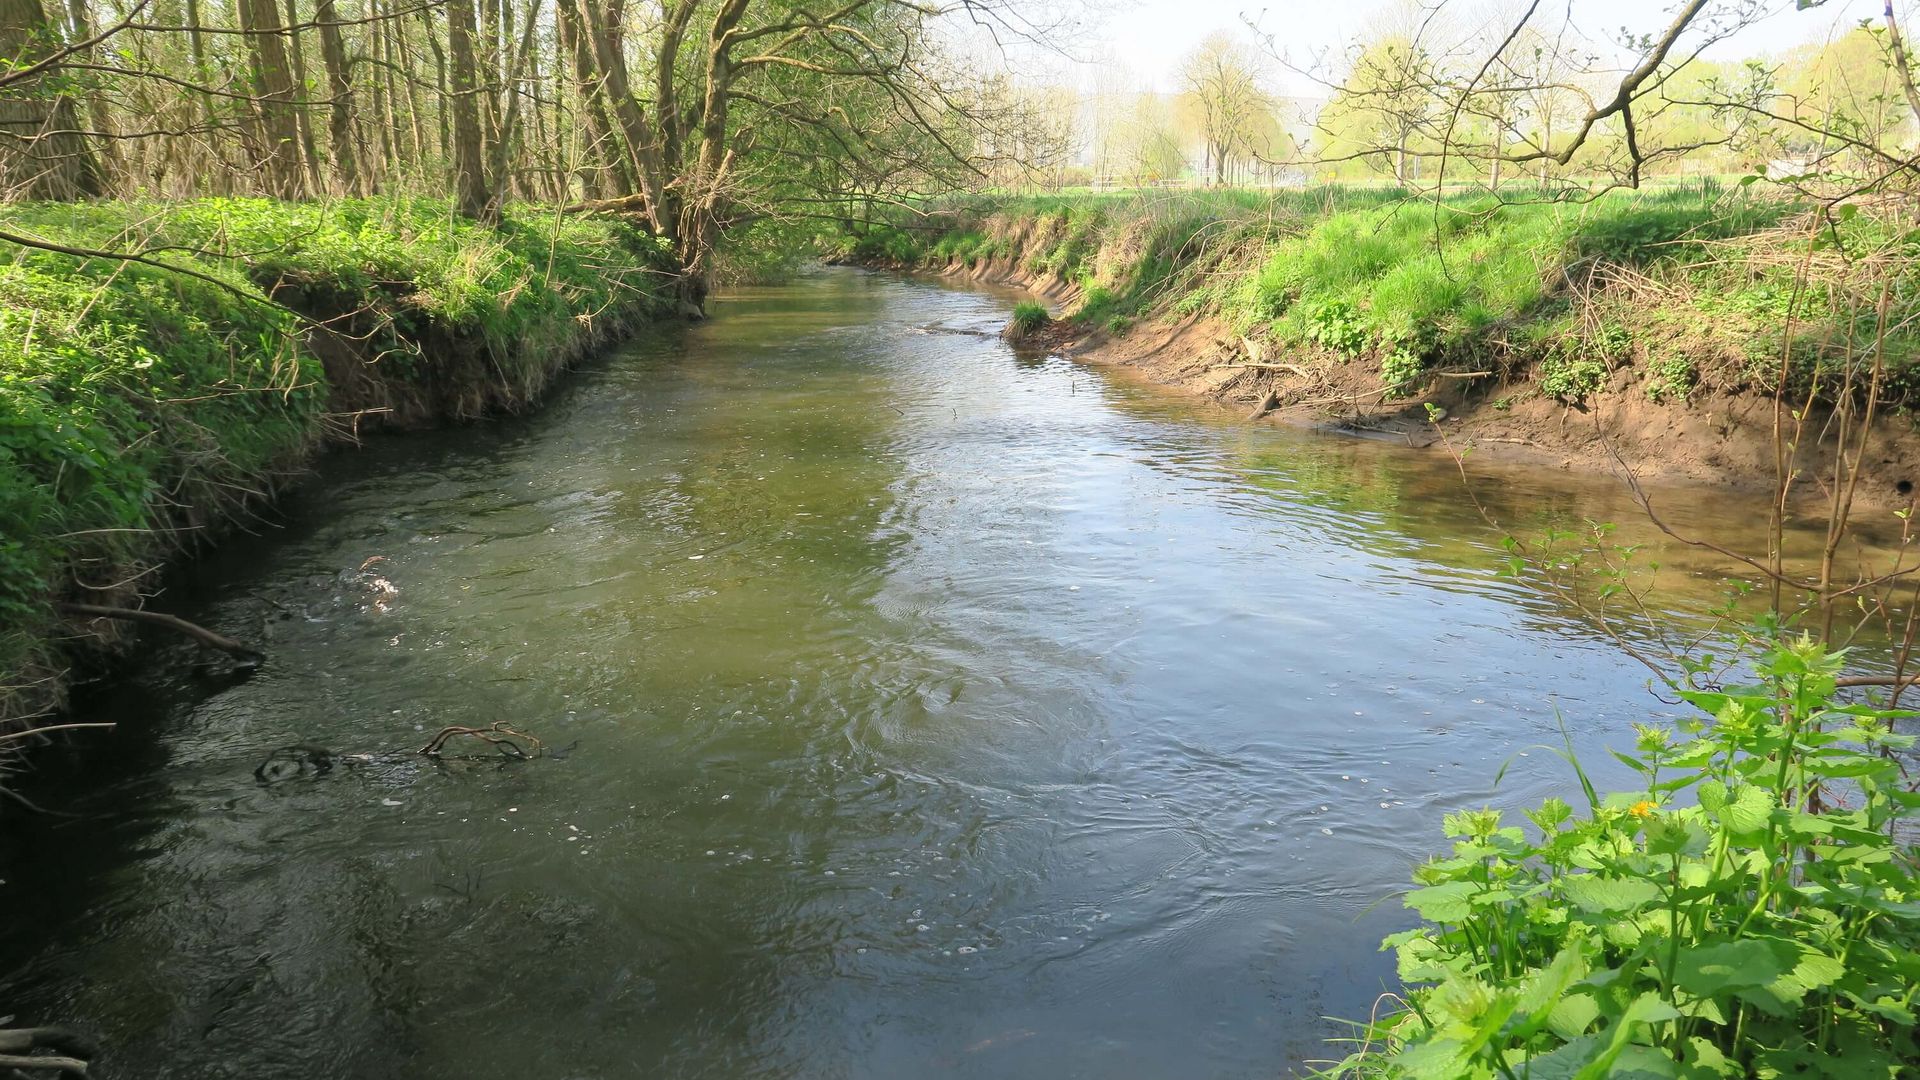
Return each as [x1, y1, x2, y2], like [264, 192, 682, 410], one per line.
[1211, 362, 1313, 377]
[56, 602, 263, 659]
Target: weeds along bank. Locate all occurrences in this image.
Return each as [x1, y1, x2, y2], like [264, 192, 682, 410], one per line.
[0, 197, 675, 732]
[848, 186, 1920, 499]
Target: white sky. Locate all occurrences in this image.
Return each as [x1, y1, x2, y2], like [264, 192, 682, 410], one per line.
[1064, 0, 1893, 94]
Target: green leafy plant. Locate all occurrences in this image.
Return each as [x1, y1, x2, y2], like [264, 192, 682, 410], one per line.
[1301, 298, 1370, 356]
[1540, 351, 1610, 402]
[1539, 325, 1629, 403]
[1380, 346, 1427, 398]
[1075, 285, 1115, 321]
[1320, 636, 1920, 1079]
[1647, 355, 1699, 404]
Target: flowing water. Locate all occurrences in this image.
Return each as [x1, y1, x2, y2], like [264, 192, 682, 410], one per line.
[0, 268, 1901, 1079]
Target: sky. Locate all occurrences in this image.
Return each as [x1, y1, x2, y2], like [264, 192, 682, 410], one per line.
[1061, 0, 1894, 95]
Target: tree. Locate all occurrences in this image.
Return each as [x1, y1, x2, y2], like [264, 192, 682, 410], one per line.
[1178, 31, 1273, 186]
[235, 0, 305, 198]
[0, 0, 103, 198]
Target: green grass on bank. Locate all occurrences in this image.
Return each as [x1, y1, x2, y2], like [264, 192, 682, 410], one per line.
[851, 183, 1920, 406]
[0, 197, 673, 718]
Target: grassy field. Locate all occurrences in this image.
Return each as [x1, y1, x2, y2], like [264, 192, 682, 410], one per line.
[0, 197, 674, 725]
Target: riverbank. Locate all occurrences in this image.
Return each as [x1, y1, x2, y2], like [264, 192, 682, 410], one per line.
[0, 198, 675, 737]
[847, 187, 1920, 504]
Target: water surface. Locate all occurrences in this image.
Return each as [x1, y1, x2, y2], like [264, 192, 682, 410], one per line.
[0, 268, 1886, 1078]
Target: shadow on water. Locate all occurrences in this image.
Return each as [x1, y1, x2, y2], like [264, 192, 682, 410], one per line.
[1, 267, 1894, 1078]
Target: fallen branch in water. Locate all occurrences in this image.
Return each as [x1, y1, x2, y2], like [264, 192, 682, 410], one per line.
[419, 722, 544, 759]
[56, 603, 263, 660]
[1247, 390, 1280, 421]
[0, 1023, 96, 1075]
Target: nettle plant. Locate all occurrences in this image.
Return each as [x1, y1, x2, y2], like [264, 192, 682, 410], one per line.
[1324, 637, 1920, 1078]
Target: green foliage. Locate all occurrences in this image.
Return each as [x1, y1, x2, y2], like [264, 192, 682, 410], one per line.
[899, 184, 1920, 412]
[844, 225, 923, 264]
[1009, 301, 1049, 336]
[1075, 285, 1115, 322]
[1379, 347, 1427, 397]
[1540, 352, 1611, 401]
[1646, 355, 1699, 404]
[0, 197, 671, 706]
[1541, 325, 1630, 402]
[1296, 298, 1370, 356]
[929, 229, 988, 264]
[1322, 637, 1920, 1079]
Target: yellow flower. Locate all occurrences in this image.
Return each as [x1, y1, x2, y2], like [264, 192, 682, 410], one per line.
[1629, 800, 1657, 819]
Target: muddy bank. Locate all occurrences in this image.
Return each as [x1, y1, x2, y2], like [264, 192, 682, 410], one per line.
[919, 251, 1920, 512]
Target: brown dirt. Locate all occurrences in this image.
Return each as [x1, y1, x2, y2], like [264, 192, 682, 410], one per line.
[925, 257, 1920, 512]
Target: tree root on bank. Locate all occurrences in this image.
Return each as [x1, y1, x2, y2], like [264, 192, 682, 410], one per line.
[0, 1023, 96, 1078]
[55, 603, 264, 663]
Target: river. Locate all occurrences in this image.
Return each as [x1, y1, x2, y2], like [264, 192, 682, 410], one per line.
[0, 267, 1891, 1078]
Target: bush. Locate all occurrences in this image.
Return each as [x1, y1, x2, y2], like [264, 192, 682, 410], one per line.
[1323, 637, 1920, 1078]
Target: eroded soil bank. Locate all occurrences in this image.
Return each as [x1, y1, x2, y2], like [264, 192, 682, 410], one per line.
[1013, 284, 1920, 507]
[850, 189, 1920, 510]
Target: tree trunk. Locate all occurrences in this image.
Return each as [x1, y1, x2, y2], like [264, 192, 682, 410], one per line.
[445, 0, 492, 219]
[281, 0, 322, 192]
[63, 0, 118, 184]
[554, 0, 619, 197]
[314, 0, 359, 193]
[576, 0, 666, 233]
[237, 0, 306, 197]
[480, 0, 538, 216]
[0, 0, 104, 198]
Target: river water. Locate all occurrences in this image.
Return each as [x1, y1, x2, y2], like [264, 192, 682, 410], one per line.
[0, 268, 1895, 1078]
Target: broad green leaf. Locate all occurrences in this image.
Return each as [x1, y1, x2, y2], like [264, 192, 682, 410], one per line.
[1519, 1033, 1608, 1079]
[1562, 875, 1662, 914]
[1546, 992, 1601, 1041]
[1675, 938, 1796, 997]
[1714, 785, 1773, 835]
[1405, 880, 1478, 922]
[1575, 992, 1681, 1080]
[1512, 945, 1585, 1037]
[1696, 780, 1727, 813]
